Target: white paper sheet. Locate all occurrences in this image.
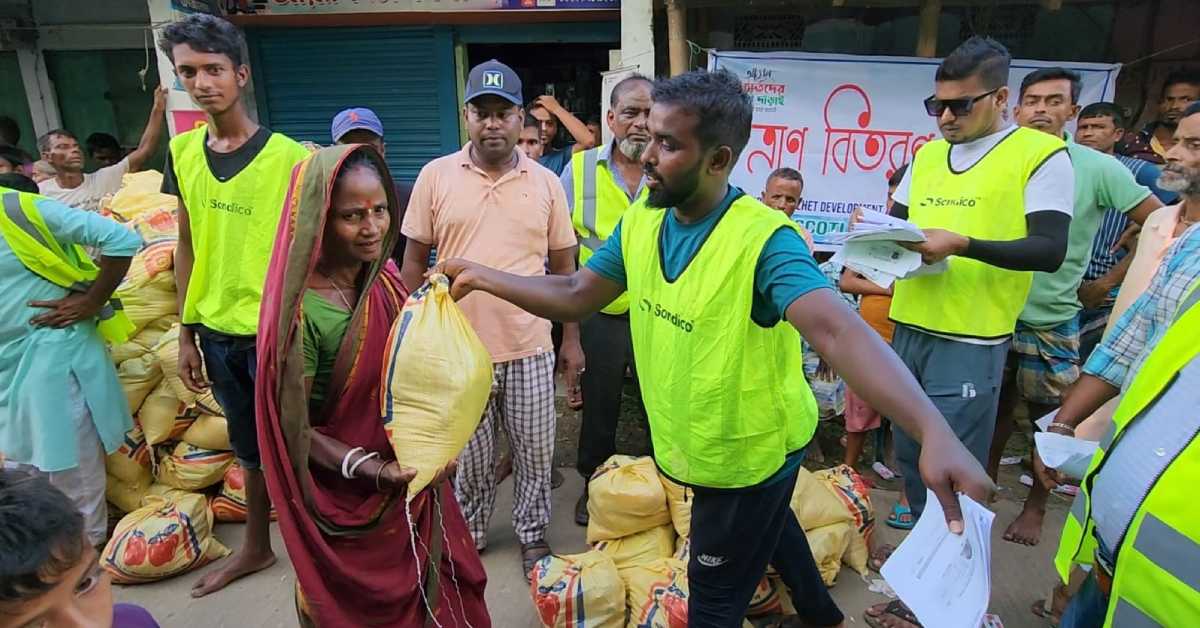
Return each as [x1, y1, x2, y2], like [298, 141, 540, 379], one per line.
[1034, 432, 1099, 480]
[1035, 408, 1058, 432]
[881, 490, 995, 628]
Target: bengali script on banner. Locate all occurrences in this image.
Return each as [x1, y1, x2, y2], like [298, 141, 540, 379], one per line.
[710, 51, 1120, 250]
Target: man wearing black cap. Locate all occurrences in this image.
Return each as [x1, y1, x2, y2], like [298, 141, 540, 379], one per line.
[399, 60, 582, 578]
[331, 106, 412, 262]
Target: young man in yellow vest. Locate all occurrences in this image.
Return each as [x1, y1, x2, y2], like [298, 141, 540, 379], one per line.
[437, 69, 993, 627]
[864, 37, 1074, 626]
[557, 74, 652, 527]
[1042, 280, 1200, 627]
[158, 14, 310, 598]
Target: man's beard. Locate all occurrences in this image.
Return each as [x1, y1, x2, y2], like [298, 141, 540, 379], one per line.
[618, 137, 648, 161]
[645, 164, 700, 209]
[1159, 164, 1200, 197]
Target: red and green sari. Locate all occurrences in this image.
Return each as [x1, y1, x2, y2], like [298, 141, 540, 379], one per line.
[255, 144, 489, 627]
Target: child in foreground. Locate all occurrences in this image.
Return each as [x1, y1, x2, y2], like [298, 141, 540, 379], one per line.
[0, 469, 159, 628]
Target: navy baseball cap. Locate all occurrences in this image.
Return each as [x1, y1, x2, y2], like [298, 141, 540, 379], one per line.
[464, 60, 523, 106]
[331, 107, 384, 143]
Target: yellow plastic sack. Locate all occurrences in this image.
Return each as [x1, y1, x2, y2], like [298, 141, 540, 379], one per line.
[673, 538, 689, 564]
[790, 467, 853, 531]
[182, 414, 230, 451]
[105, 427, 151, 484]
[659, 474, 692, 539]
[110, 315, 179, 364]
[103, 171, 176, 223]
[593, 524, 676, 570]
[101, 493, 229, 584]
[106, 473, 152, 515]
[156, 442, 234, 491]
[621, 558, 689, 628]
[117, 353, 162, 418]
[143, 483, 193, 506]
[587, 455, 671, 544]
[138, 381, 189, 445]
[530, 551, 625, 628]
[154, 325, 223, 415]
[746, 575, 783, 618]
[117, 271, 177, 337]
[381, 274, 492, 499]
[804, 522, 852, 586]
[209, 464, 277, 523]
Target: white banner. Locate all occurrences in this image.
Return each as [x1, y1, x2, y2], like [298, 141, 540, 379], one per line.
[709, 51, 1120, 249]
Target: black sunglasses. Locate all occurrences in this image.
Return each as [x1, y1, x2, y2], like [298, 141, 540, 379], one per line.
[924, 88, 1000, 117]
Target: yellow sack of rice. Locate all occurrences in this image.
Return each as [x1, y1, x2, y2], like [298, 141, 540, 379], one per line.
[156, 442, 234, 491]
[101, 493, 229, 584]
[117, 270, 177, 337]
[530, 551, 625, 628]
[117, 353, 162, 417]
[143, 483, 193, 506]
[138, 381, 190, 445]
[659, 474, 692, 539]
[621, 558, 690, 628]
[804, 522, 851, 586]
[745, 575, 784, 618]
[587, 455, 670, 544]
[593, 524, 675, 570]
[380, 274, 492, 499]
[106, 427, 153, 513]
[210, 464, 277, 523]
[154, 324, 223, 415]
[106, 473, 153, 515]
[110, 315, 179, 364]
[104, 170, 175, 222]
[789, 467, 853, 531]
[673, 538, 689, 563]
[182, 414, 230, 451]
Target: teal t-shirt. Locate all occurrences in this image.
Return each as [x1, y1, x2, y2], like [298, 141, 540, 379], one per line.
[301, 290, 351, 411]
[1020, 135, 1152, 327]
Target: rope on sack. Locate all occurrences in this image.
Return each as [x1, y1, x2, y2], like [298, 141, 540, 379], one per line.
[405, 498, 444, 628]
[437, 494, 476, 628]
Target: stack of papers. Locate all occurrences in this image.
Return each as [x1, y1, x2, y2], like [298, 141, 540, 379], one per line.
[1034, 409, 1099, 480]
[829, 209, 947, 289]
[881, 490, 995, 628]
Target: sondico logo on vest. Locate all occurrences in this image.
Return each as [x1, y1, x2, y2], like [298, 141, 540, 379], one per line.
[209, 198, 252, 216]
[921, 195, 979, 209]
[639, 298, 695, 333]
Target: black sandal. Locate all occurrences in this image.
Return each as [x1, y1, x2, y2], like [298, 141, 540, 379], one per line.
[521, 540, 552, 582]
[863, 600, 922, 628]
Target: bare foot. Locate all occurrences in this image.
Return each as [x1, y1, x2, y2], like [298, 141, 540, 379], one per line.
[191, 550, 277, 598]
[1002, 503, 1045, 546]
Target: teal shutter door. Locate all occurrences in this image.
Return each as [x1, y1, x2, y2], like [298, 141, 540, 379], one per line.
[248, 26, 459, 182]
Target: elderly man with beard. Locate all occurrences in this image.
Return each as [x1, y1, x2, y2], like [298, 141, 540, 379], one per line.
[558, 75, 654, 526]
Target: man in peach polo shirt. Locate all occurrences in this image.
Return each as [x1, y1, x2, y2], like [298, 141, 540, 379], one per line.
[400, 60, 582, 578]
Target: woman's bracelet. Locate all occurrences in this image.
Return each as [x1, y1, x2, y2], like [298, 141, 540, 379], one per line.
[375, 460, 395, 492]
[340, 447, 366, 479]
[1047, 422, 1076, 434]
[347, 452, 379, 479]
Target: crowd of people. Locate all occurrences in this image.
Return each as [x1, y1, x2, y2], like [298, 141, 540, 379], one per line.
[1, 10, 1199, 628]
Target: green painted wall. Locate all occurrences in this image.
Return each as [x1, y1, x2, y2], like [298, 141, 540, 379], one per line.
[0, 52, 37, 157]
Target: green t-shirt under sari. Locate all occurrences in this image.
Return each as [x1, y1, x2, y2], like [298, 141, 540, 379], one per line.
[302, 290, 352, 411]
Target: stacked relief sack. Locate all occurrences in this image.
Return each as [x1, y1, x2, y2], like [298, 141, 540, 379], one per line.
[102, 493, 229, 584]
[531, 551, 626, 628]
[623, 558, 689, 628]
[105, 427, 154, 514]
[587, 456, 672, 544]
[787, 465, 874, 586]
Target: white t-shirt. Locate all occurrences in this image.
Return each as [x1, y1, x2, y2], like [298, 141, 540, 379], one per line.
[892, 125, 1074, 217]
[38, 158, 130, 212]
[891, 125, 1075, 345]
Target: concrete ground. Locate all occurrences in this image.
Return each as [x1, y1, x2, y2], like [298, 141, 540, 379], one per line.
[115, 465, 1069, 627]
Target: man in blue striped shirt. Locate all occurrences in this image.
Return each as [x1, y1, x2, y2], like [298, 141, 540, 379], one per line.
[1074, 102, 1179, 359]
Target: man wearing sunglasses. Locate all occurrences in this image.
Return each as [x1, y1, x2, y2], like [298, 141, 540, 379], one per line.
[867, 36, 1075, 628]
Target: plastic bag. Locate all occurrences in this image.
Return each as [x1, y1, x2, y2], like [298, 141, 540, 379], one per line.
[530, 551, 625, 628]
[110, 315, 178, 364]
[182, 414, 231, 451]
[156, 442, 234, 491]
[380, 274, 492, 499]
[790, 467, 853, 531]
[138, 381, 190, 446]
[805, 522, 851, 586]
[621, 558, 690, 628]
[816, 464, 875, 535]
[117, 352, 162, 415]
[154, 325, 223, 415]
[593, 524, 675, 570]
[587, 455, 671, 544]
[101, 493, 229, 584]
[659, 474, 692, 539]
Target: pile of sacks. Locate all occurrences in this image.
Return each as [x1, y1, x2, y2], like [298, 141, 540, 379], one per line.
[98, 172, 250, 584]
[531, 456, 873, 627]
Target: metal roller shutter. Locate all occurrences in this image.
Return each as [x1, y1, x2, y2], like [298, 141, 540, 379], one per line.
[248, 26, 459, 182]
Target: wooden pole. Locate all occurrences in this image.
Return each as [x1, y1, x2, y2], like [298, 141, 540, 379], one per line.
[916, 0, 942, 58]
[667, 0, 687, 76]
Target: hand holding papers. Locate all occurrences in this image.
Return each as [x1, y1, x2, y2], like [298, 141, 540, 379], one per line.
[881, 490, 995, 628]
[830, 209, 947, 289]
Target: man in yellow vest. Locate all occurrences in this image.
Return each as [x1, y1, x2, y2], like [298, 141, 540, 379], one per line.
[438, 69, 993, 627]
[558, 74, 652, 527]
[158, 14, 310, 598]
[1042, 280, 1200, 627]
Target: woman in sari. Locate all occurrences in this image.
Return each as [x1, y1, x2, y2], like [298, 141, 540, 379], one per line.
[255, 144, 490, 627]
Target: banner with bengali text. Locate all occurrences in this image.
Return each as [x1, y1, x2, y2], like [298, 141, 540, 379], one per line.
[709, 51, 1120, 250]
